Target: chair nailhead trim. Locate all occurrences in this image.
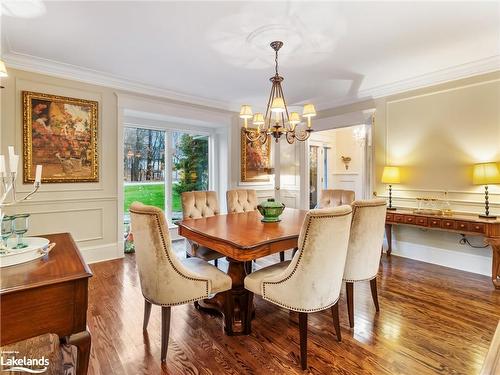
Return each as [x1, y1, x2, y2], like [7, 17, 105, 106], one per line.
[262, 211, 351, 312]
[130, 208, 210, 305]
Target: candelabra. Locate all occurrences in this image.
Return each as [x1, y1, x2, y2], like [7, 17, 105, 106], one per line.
[0, 146, 42, 251]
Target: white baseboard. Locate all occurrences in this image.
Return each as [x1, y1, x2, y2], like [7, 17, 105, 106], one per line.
[79, 242, 123, 264]
[389, 240, 491, 276]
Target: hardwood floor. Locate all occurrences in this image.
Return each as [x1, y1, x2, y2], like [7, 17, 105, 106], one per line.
[86, 242, 500, 374]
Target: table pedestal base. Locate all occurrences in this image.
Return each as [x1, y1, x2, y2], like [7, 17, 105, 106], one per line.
[195, 257, 254, 335]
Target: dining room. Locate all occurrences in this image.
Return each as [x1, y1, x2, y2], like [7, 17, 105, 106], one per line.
[1, 1, 500, 375]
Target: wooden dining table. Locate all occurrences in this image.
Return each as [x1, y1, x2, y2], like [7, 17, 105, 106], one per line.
[178, 208, 307, 335]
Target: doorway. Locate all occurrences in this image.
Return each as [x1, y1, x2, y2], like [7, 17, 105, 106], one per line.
[308, 124, 372, 208]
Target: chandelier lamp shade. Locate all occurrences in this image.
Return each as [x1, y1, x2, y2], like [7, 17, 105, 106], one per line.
[239, 41, 316, 144]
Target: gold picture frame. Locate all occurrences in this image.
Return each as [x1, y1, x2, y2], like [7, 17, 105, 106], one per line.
[23, 91, 99, 183]
[240, 128, 272, 183]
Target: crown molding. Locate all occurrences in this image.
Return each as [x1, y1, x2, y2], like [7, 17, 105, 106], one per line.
[3, 50, 499, 113]
[315, 55, 500, 110]
[2, 50, 232, 111]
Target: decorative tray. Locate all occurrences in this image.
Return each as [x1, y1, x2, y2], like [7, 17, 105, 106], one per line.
[0, 237, 55, 268]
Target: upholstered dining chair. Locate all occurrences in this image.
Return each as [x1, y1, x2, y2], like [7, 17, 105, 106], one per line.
[244, 206, 353, 370]
[226, 189, 287, 271]
[130, 202, 232, 362]
[181, 191, 224, 267]
[318, 189, 355, 208]
[343, 199, 387, 328]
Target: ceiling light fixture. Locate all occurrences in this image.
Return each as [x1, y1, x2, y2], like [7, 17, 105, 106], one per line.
[239, 41, 316, 144]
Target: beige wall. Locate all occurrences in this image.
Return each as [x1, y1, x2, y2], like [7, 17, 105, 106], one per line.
[319, 71, 500, 275]
[1, 68, 120, 262]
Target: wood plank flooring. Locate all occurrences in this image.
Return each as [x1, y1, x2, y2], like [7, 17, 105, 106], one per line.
[86, 243, 500, 374]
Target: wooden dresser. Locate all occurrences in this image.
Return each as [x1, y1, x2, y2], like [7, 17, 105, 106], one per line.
[0, 233, 92, 374]
[385, 209, 500, 289]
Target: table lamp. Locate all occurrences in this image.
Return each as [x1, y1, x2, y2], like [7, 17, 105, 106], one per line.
[472, 162, 500, 219]
[381, 166, 400, 210]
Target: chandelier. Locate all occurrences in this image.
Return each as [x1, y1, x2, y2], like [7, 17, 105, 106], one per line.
[239, 41, 316, 145]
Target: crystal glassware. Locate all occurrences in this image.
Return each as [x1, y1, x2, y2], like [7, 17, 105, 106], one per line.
[12, 213, 30, 249]
[1, 215, 13, 252]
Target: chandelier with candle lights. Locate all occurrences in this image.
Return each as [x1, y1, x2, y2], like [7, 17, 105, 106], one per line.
[239, 41, 316, 145]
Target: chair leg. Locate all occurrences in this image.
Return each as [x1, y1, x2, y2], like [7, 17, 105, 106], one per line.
[143, 300, 152, 331]
[370, 278, 380, 312]
[160, 306, 171, 362]
[331, 302, 341, 342]
[214, 258, 218, 268]
[280, 251, 285, 262]
[346, 282, 354, 328]
[298, 312, 308, 370]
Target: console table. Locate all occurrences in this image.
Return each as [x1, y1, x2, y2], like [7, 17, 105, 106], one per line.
[0, 233, 93, 374]
[385, 209, 500, 289]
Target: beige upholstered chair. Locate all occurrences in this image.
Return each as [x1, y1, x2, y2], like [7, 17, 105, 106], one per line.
[244, 206, 353, 370]
[343, 199, 387, 328]
[226, 189, 258, 213]
[318, 189, 355, 208]
[181, 191, 224, 267]
[130, 202, 232, 362]
[226, 189, 287, 268]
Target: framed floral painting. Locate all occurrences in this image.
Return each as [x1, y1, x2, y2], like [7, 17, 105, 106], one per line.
[240, 128, 272, 183]
[22, 91, 99, 183]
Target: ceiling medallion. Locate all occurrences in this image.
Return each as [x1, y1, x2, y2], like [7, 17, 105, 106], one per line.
[239, 41, 316, 145]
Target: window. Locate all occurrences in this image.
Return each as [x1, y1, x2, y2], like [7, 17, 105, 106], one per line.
[123, 126, 211, 252]
[123, 127, 166, 214]
[171, 132, 209, 221]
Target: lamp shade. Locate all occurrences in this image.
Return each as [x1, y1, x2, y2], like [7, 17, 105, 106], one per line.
[381, 166, 401, 184]
[271, 97, 286, 113]
[289, 112, 301, 125]
[472, 162, 500, 185]
[239, 105, 253, 119]
[252, 113, 265, 125]
[0, 60, 7, 78]
[302, 103, 317, 118]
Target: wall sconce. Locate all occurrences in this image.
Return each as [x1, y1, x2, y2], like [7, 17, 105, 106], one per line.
[341, 156, 351, 170]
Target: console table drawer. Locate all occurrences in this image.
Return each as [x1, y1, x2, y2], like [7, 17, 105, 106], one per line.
[386, 213, 394, 222]
[429, 218, 442, 228]
[404, 215, 416, 224]
[469, 223, 486, 234]
[456, 221, 469, 231]
[415, 217, 428, 226]
[394, 214, 405, 223]
[442, 220, 456, 229]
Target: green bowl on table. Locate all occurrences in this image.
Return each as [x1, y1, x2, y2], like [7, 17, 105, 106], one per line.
[257, 198, 285, 223]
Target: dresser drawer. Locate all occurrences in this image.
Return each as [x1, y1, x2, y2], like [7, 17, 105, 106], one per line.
[442, 220, 456, 229]
[404, 215, 416, 224]
[394, 214, 405, 223]
[469, 223, 486, 234]
[456, 221, 469, 232]
[415, 217, 428, 226]
[429, 218, 442, 228]
[386, 213, 394, 222]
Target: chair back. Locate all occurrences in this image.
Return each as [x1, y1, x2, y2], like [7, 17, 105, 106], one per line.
[261, 206, 353, 312]
[343, 199, 387, 282]
[130, 202, 210, 305]
[319, 189, 355, 208]
[181, 191, 219, 219]
[227, 189, 258, 213]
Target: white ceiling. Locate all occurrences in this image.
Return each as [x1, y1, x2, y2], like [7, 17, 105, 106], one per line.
[1, 1, 499, 111]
